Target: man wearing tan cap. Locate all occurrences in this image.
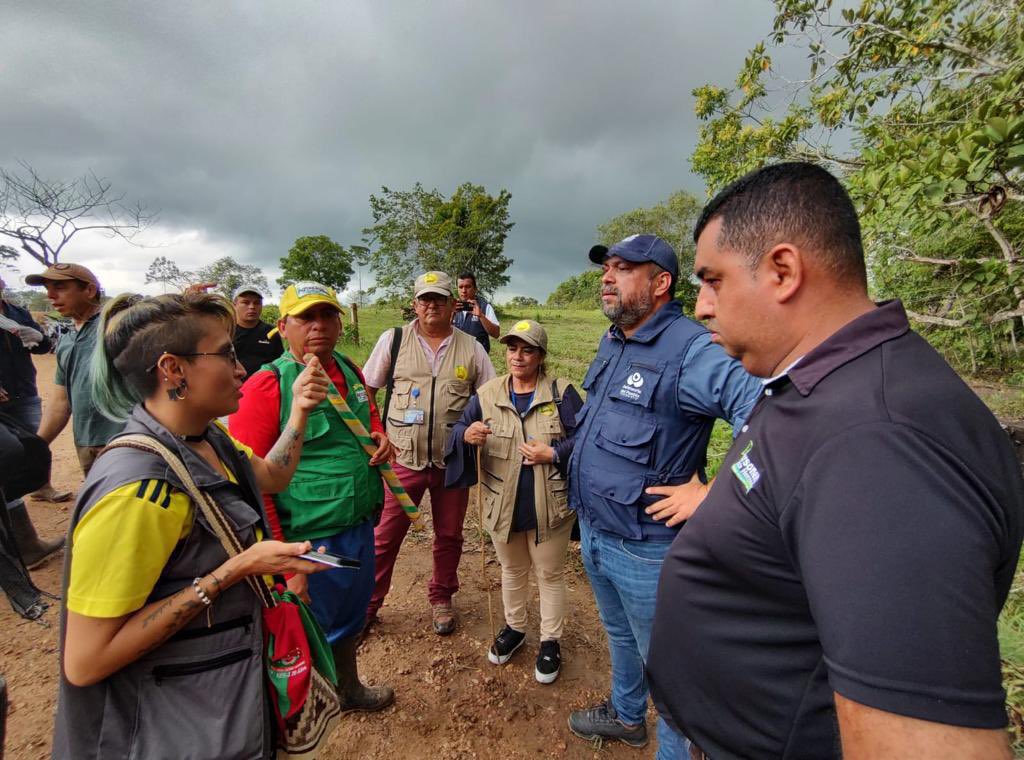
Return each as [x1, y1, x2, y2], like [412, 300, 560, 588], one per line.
[362, 271, 496, 635]
[27, 263, 125, 476]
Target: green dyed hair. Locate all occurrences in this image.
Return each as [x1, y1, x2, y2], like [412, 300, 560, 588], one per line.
[92, 292, 235, 421]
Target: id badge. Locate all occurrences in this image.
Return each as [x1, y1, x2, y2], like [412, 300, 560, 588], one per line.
[403, 409, 425, 424]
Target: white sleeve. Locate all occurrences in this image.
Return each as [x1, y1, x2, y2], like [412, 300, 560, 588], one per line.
[485, 302, 499, 327]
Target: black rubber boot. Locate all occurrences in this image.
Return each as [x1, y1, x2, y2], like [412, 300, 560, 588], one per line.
[7, 503, 63, 570]
[331, 635, 394, 713]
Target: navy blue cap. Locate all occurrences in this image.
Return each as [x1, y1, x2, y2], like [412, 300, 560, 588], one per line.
[588, 234, 678, 279]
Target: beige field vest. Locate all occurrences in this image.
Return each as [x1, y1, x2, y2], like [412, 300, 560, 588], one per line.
[476, 373, 573, 544]
[386, 325, 479, 470]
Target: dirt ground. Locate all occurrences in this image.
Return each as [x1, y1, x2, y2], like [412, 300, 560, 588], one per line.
[1, 354, 653, 759]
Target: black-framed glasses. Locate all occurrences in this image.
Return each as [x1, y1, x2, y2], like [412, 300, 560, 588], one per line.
[146, 346, 238, 373]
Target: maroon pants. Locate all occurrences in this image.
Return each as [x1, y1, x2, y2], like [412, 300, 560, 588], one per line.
[369, 463, 469, 616]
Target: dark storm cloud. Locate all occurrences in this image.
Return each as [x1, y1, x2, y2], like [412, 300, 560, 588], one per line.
[0, 1, 779, 298]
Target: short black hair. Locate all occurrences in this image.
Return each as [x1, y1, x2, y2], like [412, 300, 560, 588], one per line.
[457, 272, 477, 286]
[693, 162, 867, 287]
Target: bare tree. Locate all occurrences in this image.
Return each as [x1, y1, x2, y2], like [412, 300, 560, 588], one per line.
[0, 161, 154, 266]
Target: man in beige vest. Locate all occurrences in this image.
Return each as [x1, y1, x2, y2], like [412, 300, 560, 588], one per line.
[362, 271, 496, 634]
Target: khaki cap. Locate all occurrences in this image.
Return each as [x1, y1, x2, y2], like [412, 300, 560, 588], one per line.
[499, 319, 548, 352]
[25, 262, 100, 290]
[414, 271, 453, 298]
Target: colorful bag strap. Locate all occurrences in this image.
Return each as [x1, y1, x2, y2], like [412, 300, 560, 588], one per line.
[104, 434, 276, 609]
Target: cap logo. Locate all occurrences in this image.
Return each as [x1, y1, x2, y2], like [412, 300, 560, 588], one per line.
[424, 273, 438, 283]
[514, 320, 531, 332]
[623, 234, 639, 243]
[54, 263, 73, 270]
[294, 282, 329, 298]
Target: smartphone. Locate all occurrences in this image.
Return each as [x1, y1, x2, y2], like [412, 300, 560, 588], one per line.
[300, 551, 361, 569]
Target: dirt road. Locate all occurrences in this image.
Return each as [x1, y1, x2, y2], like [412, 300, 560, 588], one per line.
[1, 354, 652, 759]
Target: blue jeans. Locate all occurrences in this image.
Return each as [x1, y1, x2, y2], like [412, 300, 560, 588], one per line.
[3, 396, 42, 512]
[580, 518, 689, 760]
[306, 519, 376, 643]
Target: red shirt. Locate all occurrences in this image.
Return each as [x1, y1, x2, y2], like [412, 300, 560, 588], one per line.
[229, 356, 383, 541]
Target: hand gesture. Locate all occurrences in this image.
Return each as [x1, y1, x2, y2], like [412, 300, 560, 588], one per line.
[291, 354, 330, 413]
[368, 431, 395, 465]
[519, 438, 554, 465]
[184, 282, 218, 295]
[464, 421, 492, 446]
[644, 472, 711, 527]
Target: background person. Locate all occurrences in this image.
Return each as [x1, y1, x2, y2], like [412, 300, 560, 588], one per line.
[452, 271, 499, 352]
[0, 276, 65, 567]
[647, 162, 1024, 760]
[53, 291, 329, 760]
[230, 282, 395, 713]
[446, 319, 583, 684]
[362, 271, 496, 635]
[27, 263, 125, 476]
[566, 234, 761, 757]
[231, 283, 283, 377]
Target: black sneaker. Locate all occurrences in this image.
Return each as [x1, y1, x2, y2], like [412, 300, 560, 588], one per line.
[568, 699, 648, 748]
[535, 640, 561, 684]
[487, 626, 526, 665]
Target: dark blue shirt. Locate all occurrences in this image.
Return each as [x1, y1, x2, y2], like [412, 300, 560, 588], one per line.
[0, 300, 51, 401]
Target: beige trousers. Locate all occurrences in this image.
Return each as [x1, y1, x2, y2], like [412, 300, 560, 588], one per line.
[490, 519, 574, 641]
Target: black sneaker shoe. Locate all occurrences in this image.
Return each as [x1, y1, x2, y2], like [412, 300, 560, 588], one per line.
[487, 626, 526, 665]
[568, 699, 648, 748]
[535, 640, 561, 684]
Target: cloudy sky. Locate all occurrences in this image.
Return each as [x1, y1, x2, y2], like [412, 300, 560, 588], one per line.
[1, 1, 781, 302]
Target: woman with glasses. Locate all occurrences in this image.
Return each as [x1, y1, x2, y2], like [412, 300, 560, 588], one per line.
[53, 292, 330, 760]
[445, 319, 583, 684]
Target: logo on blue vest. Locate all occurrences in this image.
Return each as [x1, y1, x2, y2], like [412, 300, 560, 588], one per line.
[618, 371, 645, 401]
[730, 441, 760, 494]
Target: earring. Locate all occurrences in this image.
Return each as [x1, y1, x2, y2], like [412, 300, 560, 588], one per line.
[167, 379, 188, 401]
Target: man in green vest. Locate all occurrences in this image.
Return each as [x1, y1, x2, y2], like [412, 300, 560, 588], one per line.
[230, 281, 395, 712]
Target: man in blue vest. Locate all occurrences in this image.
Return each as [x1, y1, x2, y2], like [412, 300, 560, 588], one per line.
[566, 234, 762, 757]
[452, 271, 499, 352]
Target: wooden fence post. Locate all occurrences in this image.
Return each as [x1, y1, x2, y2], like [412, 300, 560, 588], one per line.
[350, 302, 360, 345]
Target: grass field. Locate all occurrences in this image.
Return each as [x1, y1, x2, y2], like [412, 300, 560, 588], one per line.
[329, 303, 1024, 749]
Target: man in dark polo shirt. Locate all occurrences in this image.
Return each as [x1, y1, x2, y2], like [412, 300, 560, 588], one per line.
[647, 162, 1024, 759]
[231, 284, 282, 377]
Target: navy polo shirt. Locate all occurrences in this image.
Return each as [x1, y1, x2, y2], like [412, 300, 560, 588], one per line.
[648, 300, 1024, 759]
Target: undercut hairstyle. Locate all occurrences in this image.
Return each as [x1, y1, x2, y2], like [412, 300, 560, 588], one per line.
[457, 271, 477, 287]
[693, 162, 867, 287]
[91, 292, 235, 421]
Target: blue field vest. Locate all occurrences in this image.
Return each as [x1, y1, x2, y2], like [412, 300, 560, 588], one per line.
[453, 295, 492, 352]
[568, 301, 709, 541]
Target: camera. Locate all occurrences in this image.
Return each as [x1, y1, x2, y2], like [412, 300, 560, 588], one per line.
[458, 300, 475, 312]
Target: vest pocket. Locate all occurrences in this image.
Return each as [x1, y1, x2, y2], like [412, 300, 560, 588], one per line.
[484, 426, 513, 460]
[303, 409, 330, 441]
[129, 646, 263, 759]
[593, 415, 657, 465]
[286, 475, 356, 536]
[389, 380, 413, 412]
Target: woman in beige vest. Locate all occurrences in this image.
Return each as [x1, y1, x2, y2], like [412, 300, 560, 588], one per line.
[444, 319, 583, 684]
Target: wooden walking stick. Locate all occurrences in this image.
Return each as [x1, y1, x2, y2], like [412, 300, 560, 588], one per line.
[476, 441, 501, 685]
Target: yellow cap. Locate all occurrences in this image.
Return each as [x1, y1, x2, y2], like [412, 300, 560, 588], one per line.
[270, 281, 345, 336]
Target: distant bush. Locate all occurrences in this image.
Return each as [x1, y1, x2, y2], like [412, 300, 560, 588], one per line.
[547, 269, 601, 308]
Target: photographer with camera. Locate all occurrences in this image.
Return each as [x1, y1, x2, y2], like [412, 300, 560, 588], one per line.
[453, 272, 499, 352]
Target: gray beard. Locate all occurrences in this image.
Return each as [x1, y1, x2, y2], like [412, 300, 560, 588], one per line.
[602, 290, 653, 330]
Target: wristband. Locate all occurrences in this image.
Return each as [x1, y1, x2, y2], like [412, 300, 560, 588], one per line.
[192, 577, 213, 606]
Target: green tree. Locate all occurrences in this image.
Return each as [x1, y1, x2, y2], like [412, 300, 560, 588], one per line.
[144, 255, 195, 292]
[546, 269, 603, 308]
[195, 256, 270, 300]
[278, 235, 354, 292]
[690, 0, 1024, 366]
[362, 182, 514, 297]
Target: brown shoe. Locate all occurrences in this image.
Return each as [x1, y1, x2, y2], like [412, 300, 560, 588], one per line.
[431, 602, 456, 636]
[30, 484, 73, 503]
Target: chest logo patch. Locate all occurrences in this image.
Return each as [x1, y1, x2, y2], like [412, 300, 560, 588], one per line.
[538, 402, 555, 416]
[618, 371, 645, 402]
[355, 386, 368, 403]
[454, 365, 468, 381]
[730, 441, 760, 494]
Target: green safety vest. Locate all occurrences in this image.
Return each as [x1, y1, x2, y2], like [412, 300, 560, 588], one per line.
[271, 351, 384, 540]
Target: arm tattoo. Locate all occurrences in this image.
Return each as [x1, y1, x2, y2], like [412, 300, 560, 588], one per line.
[267, 424, 300, 468]
[136, 585, 204, 657]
